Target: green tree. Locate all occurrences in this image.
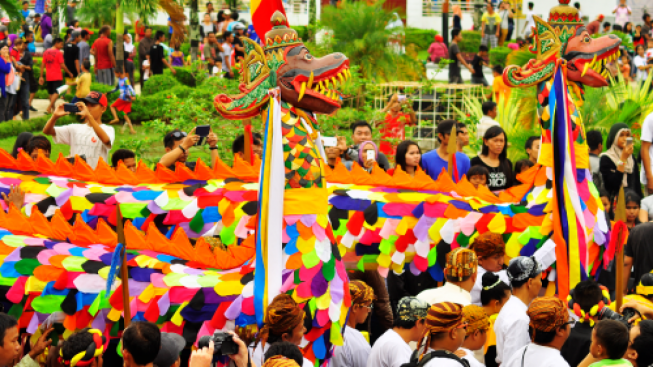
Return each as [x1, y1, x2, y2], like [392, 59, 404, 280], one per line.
[0, 0, 21, 22]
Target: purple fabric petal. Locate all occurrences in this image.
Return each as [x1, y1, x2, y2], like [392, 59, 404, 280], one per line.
[410, 261, 420, 276]
[311, 273, 328, 298]
[179, 222, 214, 238]
[224, 295, 243, 320]
[413, 216, 437, 242]
[158, 291, 171, 316]
[55, 188, 73, 206]
[329, 272, 344, 304]
[147, 201, 167, 215]
[300, 214, 316, 228]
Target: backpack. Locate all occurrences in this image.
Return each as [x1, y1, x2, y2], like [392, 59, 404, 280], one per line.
[400, 349, 471, 367]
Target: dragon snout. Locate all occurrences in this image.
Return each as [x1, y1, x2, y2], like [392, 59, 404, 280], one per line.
[608, 34, 619, 40]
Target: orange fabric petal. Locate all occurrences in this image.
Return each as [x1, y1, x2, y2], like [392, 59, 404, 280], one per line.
[193, 237, 219, 268]
[34, 265, 65, 282]
[114, 161, 139, 186]
[285, 252, 303, 270]
[444, 204, 469, 219]
[350, 163, 375, 185]
[51, 210, 76, 242]
[534, 166, 549, 186]
[231, 155, 258, 182]
[35, 151, 56, 175]
[6, 204, 34, 235]
[370, 164, 394, 187]
[72, 219, 99, 246]
[0, 241, 16, 255]
[516, 164, 539, 186]
[124, 220, 151, 250]
[586, 195, 598, 215]
[135, 161, 159, 183]
[155, 163, 179, 183]
[194, 158, 216, 181]
[54, 153, 75, 178]
[49, 255, 70, 269]
[145, 222, 172, 254]
[169, 227, 196, 261]
[0, 149, 17, 169]
[432, 170, 457, 193]
[29, 208, 53, 239]
[96, 218, 118, 248]
[94, 158, 123, 185]
[326, 162, 352, 184]
[512, 213, 543, 229]
[175, 161, 198, 181]
[213, 158, 237, 179]
[73, 156, 98, 182]
[296, 221, 314, 241]
[16, 150, 36, 171]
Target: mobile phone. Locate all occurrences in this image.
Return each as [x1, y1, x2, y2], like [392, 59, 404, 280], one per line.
[321, 137, 337, 147]
[195, 125, 210, 146]
[398, 94, 406, 102]
[63, 103, 79, 113]
[626, 137, 634, 146]
[366, 150, 375, 161]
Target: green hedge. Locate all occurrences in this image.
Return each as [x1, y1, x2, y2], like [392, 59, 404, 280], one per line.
[0, 115, 78, 140]
[459, 30, 481, 53]
[405, 28, 439, 51]
[489, 46, 511, 67]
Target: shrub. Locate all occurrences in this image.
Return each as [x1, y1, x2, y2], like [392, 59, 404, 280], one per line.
[489, 46, 512, 67]
[405, 27, 439, 51]
[172, 67, 197, 87]
[0, 115, 78, 140]
[141, 71, 183, 95]
[459, 30, 481, 53]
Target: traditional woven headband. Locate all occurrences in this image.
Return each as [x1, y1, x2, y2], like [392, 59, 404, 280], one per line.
[567, 285, 611, 327]
[59, 329, 107, 367]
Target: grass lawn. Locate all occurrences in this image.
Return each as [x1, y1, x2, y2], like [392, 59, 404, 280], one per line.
[0, 123, 216, 167]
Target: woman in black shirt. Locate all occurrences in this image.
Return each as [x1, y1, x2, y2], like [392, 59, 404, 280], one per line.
[470, 126, 513, 192]
[600, 122, 642, 202]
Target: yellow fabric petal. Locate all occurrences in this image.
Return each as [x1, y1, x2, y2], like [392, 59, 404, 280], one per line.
[396, 217, 418, 236]
[487, 214, 507, 234]
[377, 253, 392, 268]
[70, 196, 94, 212]
[25, 276, 47, 293]
[107, 308, 122, 322]
[428, 218, 448, 243]
[505, 233, 522, 258]
[296, 236, 315, 254]
[214, 281, 245, 296]
[171, 301, 188, 326]
[139, 284, 156, 303]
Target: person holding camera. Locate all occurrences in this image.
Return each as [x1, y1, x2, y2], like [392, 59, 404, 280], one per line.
[379, 93, 416, 157]
[600, 123, 642, 202]
[42, 91, 114, 169]
[159, 127, 219, 171]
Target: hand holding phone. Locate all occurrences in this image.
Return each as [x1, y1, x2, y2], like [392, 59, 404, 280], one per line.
[195, 125, 210, 146]
[626, 137, 634, 147]
[366, 149, 375, 161]
[398, 94, 406, 102]
[63, 103, 79, 114]
[321, 136, 337, 147]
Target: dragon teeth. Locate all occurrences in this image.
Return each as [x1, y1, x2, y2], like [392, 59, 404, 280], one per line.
[298, 82, 307, 102]
[582, 63, 589, 77]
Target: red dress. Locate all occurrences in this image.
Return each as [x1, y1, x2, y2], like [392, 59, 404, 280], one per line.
[380, 112, 412, 157]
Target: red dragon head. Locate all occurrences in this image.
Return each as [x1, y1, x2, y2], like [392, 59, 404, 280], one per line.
[563, 27, 621, 87]
[214, 11, 350, 120]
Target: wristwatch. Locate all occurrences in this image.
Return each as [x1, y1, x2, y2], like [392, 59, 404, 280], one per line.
[178, 145, 186, 154]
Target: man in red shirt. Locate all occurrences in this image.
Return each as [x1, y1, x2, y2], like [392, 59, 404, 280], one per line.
[587, 14, 604, 35]
[91, 25, 115, 85]
[379, 93, 417, 157]
[39, 37, 73, 114]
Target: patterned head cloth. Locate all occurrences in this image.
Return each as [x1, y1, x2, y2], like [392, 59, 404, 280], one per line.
[417, 302, 465, 360]
[507, 256, 542, 283]
[59, 329, 108, 367]
[349, 280, 375, 306]
[445, 248, 478, 281]
[462, 305, 490, 336]
[469, 232, 505, 259]
[396, 297, 429, 322]
[258, 294, 305, 349]
[527, 297, 569, 333]
[263, 356, 301, 367]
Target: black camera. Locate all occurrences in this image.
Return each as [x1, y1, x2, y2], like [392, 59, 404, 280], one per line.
[597, 307, 639, 328]
[197, 331, 239, 360]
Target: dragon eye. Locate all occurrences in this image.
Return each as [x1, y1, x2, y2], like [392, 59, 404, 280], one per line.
[304, 53, 313, 60]
[584, 36, 591, 42]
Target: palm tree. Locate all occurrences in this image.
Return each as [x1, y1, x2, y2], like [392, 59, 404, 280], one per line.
[114, 0, 162, 74]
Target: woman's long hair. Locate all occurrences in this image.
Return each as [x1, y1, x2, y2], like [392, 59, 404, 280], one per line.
[11, 132, 33, 158]
[395, 140, 422, 172]
[481, 126, 508, 162]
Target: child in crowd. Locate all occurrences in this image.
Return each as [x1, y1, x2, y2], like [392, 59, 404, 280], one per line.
[623, 189, 641, 229]
[480, 272, 512, 367]
[458, 305, 490, 367]
[525, 135, 540, 164]
[491, 65, 511, 102]
[171, 43, 185, 67]
[67, 59, 91, 103]
[469, 232, 509, 306]
[108, 69, 136, 134]
[587, 320, 631, 367]
[600, 188, 611, 214]
[142, 55, 151, 82]
[467, 165, 490, 189]
[331, 280, 373, 367]
[471, 45, 489, 86]
[634, 45, 652, 82]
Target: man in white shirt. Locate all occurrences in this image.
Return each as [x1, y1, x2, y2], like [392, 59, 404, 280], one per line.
[640, 111, 653, 195]
[503, 297, 571, 367]
[477, 101, 500, 139]
[413, 302, 470, 367]
[221, 30, 234, 79]
[469, 232, 510, 306]
[331, 281, 373, 367]
[367, 297, 429, 367]
[522, 2, 536, 38]
[634, 45, 652, 83]
[494, 256, 543, 365]
[417, 248, 478, 306]
[42, 91, 115, 169]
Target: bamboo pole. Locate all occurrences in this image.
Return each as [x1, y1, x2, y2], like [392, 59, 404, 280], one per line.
[614, 186, 626, 311]
[116, 206, 131, 327]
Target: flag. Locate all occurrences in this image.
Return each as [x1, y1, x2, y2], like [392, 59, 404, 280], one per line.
[549, 63, 588, 300]
[250, 0, 288, 42]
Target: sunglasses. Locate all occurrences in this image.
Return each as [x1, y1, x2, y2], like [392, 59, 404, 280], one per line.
[171, 131, 187, 139]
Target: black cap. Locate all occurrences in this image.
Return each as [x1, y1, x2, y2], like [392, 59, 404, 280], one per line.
[80, 91, 108, 107]
[153, 333, 186, 367]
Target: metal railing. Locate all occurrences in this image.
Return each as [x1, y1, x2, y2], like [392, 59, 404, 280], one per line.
[422, 0, 476, 17]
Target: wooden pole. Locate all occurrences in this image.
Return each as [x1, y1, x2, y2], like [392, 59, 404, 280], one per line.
[116, 206, 131, 327]
[614, 186, 626, 311]
[443, 0, 450, 46]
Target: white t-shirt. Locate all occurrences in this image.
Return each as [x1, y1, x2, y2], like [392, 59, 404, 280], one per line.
[5, 65, 20, 95]
[142, 60, 150, 80]
[367, 329, 412, 367]
[613, 6, 631, 27]
[503, 343, 570, 367]
[331, 326, 371, 367]
[634, 55, 649, 82]
[499, 10, 510, 30]
[525, 10, 536, 34]
[641, 195, 653, 221]
[417, 282, 472, 306]
[221, 42, 233, 72]
[422, 349, 469, 367]
[53, 123, 115, 169]
[494, 296, 530, 364]
[639, 112, 653, 184]
[459, 347, 486, 367]
[249, 342, 313, 367]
